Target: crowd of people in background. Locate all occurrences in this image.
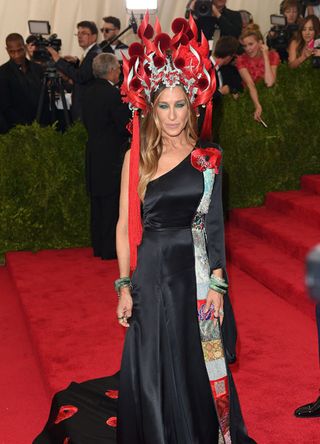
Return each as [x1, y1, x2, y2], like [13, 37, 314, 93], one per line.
[1, 0, 320, 135]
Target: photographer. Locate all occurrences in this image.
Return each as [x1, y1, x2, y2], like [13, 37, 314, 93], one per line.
[47, 21, 101, 121]
[0, 33, 48, 133]
[288, 14, 320, 68]
[186, 0, 242, 43]
[267, 0, 302, 62]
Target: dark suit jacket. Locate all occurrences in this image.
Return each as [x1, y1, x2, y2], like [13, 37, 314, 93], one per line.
[0, 59, 44, 132]
[196, 7, 242, 40]
[82, 78, 131, 196]
[100, 39, 128, 53]
[55, 44, 101, 121]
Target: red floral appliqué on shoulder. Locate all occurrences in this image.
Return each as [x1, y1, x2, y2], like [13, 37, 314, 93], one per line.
[191, 147, 222, 173]
[63, 438, 71, 444]
[105, 389, 119, 399]
[106, 416, 118, 427]
[54, 405, 78, 424]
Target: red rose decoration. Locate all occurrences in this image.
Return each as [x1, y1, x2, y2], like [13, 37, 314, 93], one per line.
[173, 57, 186, 69]
[153, 56, 165, 68]
[105, 389, 119, 399]
[129, 42, 144, 57]
[63, 439, 70, 444]
[54, 405, 78, 424]
[130, 77, 142, 91]
[171, 18, 189, 34]
[154, 33, 171, 52]
[197, 77, 209, 91]
[191, 148, 222, 173]
[106, 416, 118, 427]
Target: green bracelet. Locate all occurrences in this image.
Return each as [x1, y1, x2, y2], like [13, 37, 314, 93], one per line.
[210, 275, 228, 289]
[114, 276, 131, 293]
[209, 283, 227, 294]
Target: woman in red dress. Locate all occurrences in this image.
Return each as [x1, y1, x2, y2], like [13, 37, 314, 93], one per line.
[236, 24, 280, 122]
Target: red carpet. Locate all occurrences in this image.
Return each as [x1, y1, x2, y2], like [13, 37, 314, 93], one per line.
[0, 267, 49, 443]
[1, 175, 320, 443]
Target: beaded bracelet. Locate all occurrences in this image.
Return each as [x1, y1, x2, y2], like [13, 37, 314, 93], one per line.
[114, 277, 132, 293]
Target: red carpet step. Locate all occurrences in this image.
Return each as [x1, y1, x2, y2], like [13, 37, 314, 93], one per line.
[266, 191, 320, 230]
[226, 175, 320, 320]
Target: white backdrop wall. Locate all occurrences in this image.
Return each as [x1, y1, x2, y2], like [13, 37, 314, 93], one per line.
[0, 0, 281, 64]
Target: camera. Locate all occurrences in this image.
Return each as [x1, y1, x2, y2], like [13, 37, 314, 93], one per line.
[33, 34, 62, 63]
[268, 14, 298, 51]
[28, 20, 62, 64]
[194, 0, 213, 17]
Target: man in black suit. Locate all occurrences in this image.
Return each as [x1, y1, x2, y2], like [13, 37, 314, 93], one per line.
[47, 21, 101, 121]
[0, 33, 46, 133]
[99, 16, 128, 57]
[82, 53, 131, 259]
[187, 0, 242, 42]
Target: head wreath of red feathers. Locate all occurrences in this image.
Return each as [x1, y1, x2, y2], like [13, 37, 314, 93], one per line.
[121, 13, 216, 270]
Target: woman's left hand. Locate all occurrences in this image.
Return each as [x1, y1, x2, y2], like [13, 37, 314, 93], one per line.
[260, 43, 269, 54]
[204, 288, 224, 325]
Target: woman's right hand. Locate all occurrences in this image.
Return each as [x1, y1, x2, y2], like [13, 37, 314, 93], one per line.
[302, 47, 313, 60]
[254, 104, 262, 121]
[116, 287, 133, 328]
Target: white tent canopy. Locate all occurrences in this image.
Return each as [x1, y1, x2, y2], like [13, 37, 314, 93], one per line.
[0, 0, 282, 63]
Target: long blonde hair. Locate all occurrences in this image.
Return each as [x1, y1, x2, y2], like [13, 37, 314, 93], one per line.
[138, 86, 198, 199]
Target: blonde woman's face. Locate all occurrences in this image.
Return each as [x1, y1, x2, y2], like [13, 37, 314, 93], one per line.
[242, 36, 260, 57]
[302, 20, 315, 43]
[155, 87, 189, 139]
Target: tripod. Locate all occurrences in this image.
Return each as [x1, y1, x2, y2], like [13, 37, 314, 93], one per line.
[36, 63, 71, 130]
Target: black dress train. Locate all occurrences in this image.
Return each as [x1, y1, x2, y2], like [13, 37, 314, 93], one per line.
[34, 150, 256, 444]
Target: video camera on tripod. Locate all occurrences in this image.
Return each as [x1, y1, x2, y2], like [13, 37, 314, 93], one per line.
[28, 20, 62, 64]
[29, 20, 71, 129]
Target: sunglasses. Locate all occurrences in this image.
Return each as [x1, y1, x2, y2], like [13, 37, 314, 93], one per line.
[100, 27, 117, 33]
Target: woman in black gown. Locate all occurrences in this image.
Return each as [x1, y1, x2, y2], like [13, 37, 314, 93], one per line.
[34, 14, 256, 444]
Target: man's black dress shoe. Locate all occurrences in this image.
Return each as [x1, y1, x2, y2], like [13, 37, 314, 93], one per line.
[294, 396, 320, 418]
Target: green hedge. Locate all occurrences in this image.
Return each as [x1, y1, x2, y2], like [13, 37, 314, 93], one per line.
[0, 62, 319, 254]
[220, 61, 320, 208]
[0, 122, 90, 255]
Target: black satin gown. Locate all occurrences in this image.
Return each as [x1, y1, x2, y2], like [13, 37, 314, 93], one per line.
[34, 150, 256, 444]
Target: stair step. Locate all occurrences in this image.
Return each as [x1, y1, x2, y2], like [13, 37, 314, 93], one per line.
[229, 207, 320, 262]
[225, 225, 314, 319]
[301, 175, 320, 195]
[265, 190, 320, 230]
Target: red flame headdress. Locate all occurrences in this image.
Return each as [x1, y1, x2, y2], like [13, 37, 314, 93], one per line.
[121, 13, 216, 270]
[121, 12, 216, 112]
